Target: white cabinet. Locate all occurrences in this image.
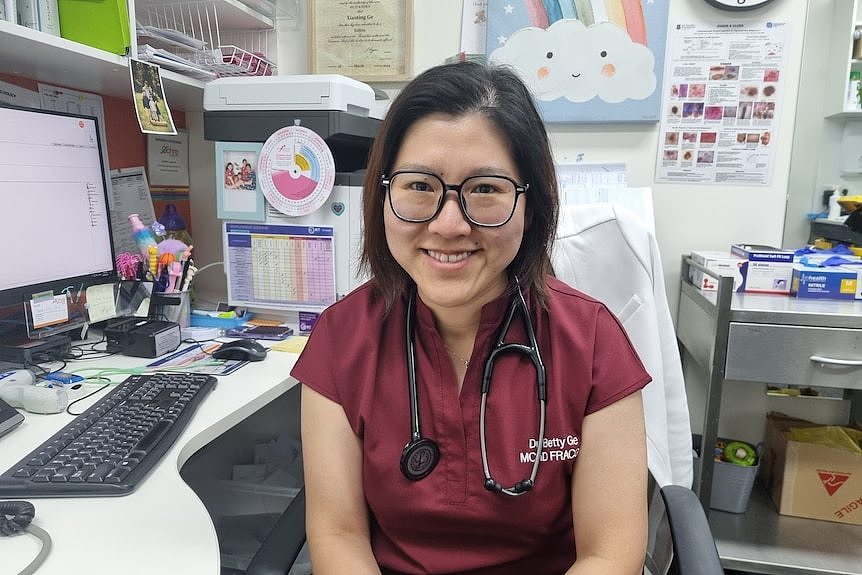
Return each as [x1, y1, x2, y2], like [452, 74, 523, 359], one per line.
[825, 0, 862, 119]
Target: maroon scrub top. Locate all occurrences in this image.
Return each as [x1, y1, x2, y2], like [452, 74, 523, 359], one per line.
[292, 276, 650, 574]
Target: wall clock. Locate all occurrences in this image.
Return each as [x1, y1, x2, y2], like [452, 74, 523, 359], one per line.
[703, 0, 777, 11]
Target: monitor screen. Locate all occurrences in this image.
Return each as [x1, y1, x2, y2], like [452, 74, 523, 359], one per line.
[0, 104, 116, 310]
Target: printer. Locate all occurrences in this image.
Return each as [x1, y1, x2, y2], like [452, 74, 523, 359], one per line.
[203, 75, 384, 310]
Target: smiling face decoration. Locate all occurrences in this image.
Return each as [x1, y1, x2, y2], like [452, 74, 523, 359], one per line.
[490, 19, 656, 104]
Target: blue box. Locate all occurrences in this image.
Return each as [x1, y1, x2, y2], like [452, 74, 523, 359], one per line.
[189, 312, 252, 329]
[790, 265, 862, 299]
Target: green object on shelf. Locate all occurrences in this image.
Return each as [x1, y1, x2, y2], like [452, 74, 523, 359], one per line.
[57, 0, 130, 56]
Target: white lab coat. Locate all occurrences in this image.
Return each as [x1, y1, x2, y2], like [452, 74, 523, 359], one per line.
[551, 203, 693, 487]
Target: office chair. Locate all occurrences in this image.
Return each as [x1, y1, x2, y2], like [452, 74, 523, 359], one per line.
[246, 475, 721, 575]
[245, 486, 306, 575]
[247, 203, 722, 574]
[552, 203, 723, 574]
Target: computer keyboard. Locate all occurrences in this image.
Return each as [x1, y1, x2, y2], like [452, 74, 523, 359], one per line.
[0, 372, 216, 498]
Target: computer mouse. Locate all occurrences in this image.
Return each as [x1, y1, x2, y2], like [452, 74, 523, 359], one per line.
[212, 339, 268, 362]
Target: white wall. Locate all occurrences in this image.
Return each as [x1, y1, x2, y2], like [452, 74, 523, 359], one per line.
[273, 0, 809, 322]
[190, 0, 816, 439]
[192, 0, 812, 312]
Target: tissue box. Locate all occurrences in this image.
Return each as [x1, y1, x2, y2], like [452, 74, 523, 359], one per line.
[689, 250, 744, 291]
[730, 244, 795, 293]
[791, 264, 862, 299]
[761, 413, 862, 525]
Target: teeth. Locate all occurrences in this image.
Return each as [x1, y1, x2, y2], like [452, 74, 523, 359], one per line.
[427, 250, 470, 263]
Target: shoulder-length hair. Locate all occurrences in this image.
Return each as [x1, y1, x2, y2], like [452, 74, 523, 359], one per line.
[361, 61, 559, 311]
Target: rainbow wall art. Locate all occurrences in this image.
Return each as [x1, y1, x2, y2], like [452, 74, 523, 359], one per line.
[487, 0, 669, 122]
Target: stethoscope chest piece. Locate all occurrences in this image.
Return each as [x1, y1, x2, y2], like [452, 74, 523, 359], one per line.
[400, 437, 440, 480]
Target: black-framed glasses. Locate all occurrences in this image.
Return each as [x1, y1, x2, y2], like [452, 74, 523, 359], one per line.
[381, 171, 529, 227]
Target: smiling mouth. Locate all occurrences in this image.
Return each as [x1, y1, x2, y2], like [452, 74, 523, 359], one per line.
[571, 73, 582, 78]
[425, 249, 472, 263]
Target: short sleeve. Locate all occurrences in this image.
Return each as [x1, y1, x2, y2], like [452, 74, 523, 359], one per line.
[586, 305, 651, 414]
[290, 310, 340, 404]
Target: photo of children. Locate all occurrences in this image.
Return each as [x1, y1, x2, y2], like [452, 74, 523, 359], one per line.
[215, 142, 266, 221]
[129, 59, 176, 135]
[223, 157, 258, 190]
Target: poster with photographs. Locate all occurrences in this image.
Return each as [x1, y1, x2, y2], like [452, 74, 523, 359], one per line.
[216, 142, 265, 221]
[655, 21, 789, 185]
[129, 59, 176, 135]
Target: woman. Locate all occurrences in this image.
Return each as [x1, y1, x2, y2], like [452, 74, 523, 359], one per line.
[292, 61, 649, 574]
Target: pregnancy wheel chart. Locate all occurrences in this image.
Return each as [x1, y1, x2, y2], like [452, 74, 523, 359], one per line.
[259, 125, 336, 217]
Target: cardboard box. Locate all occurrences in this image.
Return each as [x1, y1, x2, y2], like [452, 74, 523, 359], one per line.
[760, 412, 862, 525]
[689, 250, 744, 291]
[730, 244, 795, 294]
[790, 264, 862, 299]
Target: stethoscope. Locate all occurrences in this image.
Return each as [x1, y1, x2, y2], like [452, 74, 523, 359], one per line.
[400, 278, 547, 496]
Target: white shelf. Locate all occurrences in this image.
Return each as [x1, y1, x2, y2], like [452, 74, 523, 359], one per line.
[823, 0, 862, 118]
[825, 109, 862, 120]
[137, 0, 274, 31]
[0, 19, 205, 111]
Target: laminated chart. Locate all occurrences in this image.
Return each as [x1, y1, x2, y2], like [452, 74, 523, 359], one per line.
[224, 222, 336, 311]
[258, 125, 336, 217]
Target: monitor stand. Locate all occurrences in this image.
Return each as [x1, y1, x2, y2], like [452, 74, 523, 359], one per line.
[0, 334, 72, 366]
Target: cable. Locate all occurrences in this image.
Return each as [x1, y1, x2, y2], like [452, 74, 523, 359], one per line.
[18, 524, 52, 575]
[0, 500, 52, 575]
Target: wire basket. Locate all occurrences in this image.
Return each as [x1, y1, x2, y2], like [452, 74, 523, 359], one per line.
[136, 1, 277, 79]
[187, 45, 275, 76]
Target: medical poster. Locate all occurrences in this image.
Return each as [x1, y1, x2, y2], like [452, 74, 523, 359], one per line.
[223, 222, 337, 311]
[485, 0, 670, 123]
[654, 21, 790, 186]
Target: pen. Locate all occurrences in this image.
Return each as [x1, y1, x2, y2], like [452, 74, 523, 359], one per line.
[178, 258, 192, 292]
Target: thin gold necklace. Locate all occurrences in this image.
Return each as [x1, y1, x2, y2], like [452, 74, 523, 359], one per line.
[444, 345, 470, 369]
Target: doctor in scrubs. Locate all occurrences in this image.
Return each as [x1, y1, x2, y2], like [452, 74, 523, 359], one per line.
[292, 61, 649, 574]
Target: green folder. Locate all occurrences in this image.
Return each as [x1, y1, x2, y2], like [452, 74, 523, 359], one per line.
[57, 0, 130, 55]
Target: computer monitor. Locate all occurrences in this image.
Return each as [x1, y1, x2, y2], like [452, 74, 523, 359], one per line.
[0, 103, 116, 334]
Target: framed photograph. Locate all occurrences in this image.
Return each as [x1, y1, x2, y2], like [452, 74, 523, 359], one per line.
[309, 0, 413, 81]
[215, 142, 266, 222]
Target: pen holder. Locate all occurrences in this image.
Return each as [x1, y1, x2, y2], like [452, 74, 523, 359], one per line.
[150, 291, 191, 328]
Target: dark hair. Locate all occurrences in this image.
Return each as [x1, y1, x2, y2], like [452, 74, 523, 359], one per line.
[361, 61, 559, 310]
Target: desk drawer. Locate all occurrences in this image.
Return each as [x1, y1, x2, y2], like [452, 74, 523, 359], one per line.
[726, 323, 862, 390]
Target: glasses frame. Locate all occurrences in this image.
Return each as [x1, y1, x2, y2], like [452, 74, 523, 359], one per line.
[381, 171, 529, 228]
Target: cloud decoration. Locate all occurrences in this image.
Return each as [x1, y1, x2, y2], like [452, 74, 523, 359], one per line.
[490, 18, 656, 104]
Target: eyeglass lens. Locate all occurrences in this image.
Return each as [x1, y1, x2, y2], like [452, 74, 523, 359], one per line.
[388, 172, 520, 226]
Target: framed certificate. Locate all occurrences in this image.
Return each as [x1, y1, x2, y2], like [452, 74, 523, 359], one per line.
[309, 0, 413, 81]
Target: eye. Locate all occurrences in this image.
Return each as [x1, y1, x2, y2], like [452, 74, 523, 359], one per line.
[409, 180, 433, 192]
[546, 52, 553, 59]
[469, 180, 505, 195]
[600, 50, 607, 57]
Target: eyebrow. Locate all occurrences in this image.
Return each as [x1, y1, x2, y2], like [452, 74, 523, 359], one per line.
[393, 163, 519, 179]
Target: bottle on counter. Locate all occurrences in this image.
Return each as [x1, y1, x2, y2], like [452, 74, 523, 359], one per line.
[128, 213, 158, 256]
[157, 204, 194, 248]
[848, 70, 861, 111]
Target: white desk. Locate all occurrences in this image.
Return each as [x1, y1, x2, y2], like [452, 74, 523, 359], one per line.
[1, 343, 300, 575]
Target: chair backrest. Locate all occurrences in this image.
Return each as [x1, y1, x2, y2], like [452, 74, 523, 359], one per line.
[551, 203, 693, 488]
[552, 203, 724, 574]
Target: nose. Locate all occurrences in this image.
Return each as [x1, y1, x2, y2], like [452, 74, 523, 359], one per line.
[428, 190, 471, 236]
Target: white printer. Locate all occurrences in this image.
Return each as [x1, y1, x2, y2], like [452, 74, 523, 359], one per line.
[203, 75, 383, 312]
[203, 74, 385, 118]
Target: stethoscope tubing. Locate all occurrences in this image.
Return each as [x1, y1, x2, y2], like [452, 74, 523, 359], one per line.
[402, 279, 548, 495]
